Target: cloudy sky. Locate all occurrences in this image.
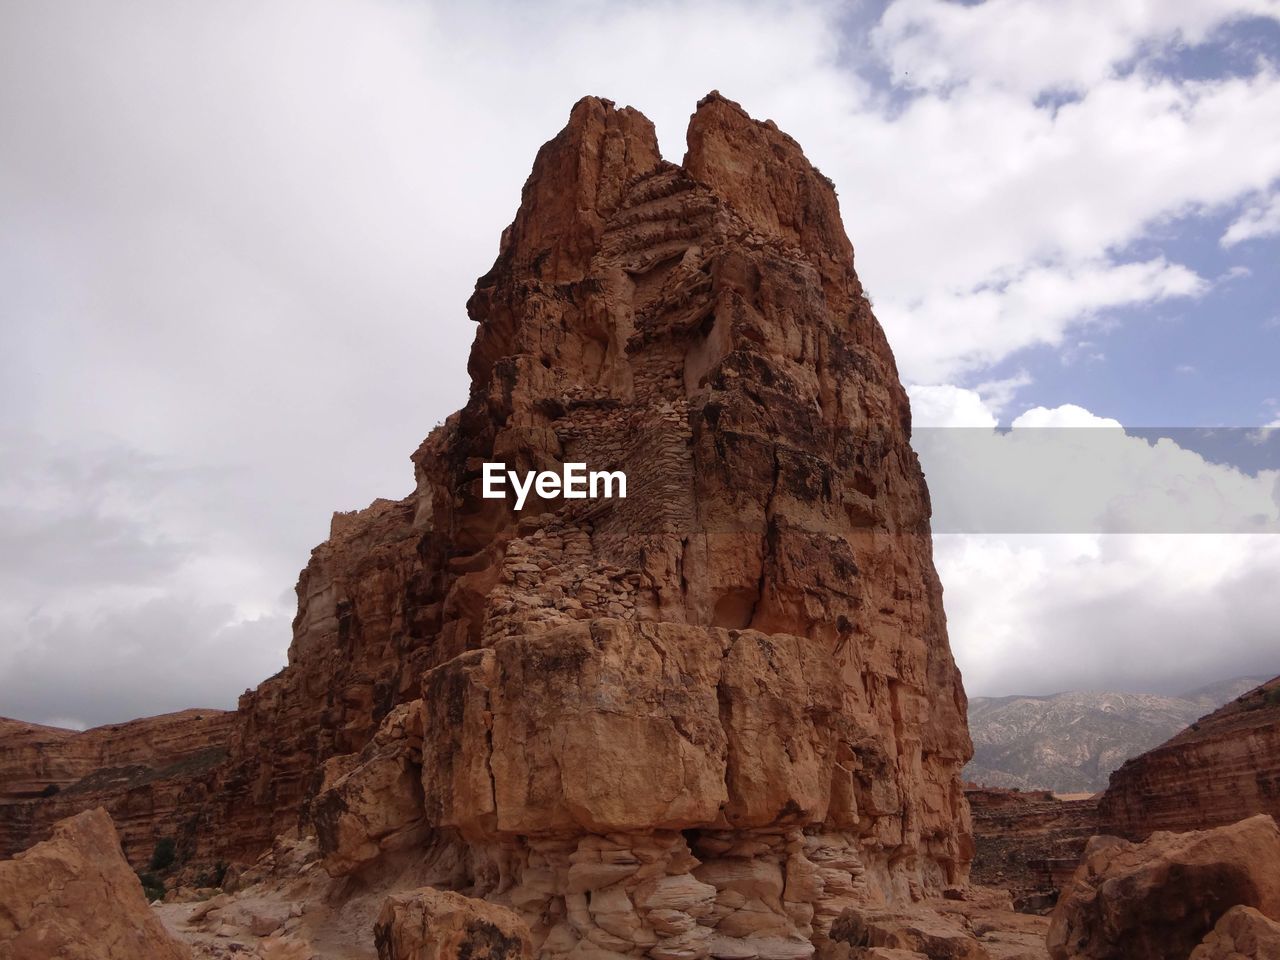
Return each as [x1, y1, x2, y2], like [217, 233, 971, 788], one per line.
[1, 0, 1278, 728]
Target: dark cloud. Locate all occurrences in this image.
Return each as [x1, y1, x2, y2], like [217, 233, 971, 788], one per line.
[1, 598, 290, 728]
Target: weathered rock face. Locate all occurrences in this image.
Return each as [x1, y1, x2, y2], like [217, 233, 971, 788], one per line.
[1, 93, 974, 959]
[0, 807, 192, 959]
[1098, 675, 1280, 839]
[376, 888, 534, 960]
[0, 710, 233, 867]
[1189, 905, 1280, 960]
[1046, 814, 1280, 960]
[300, 91, 972, 959]
[965, 788, 1098, 915]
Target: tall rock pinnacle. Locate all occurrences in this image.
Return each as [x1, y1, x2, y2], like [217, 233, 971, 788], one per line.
[309, 90, 974, 937]
[0, 95, 975, 959]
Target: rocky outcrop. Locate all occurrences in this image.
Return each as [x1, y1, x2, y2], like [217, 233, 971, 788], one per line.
[1189, 905, 1280, 960]
[824, 893, 1051, 960]
[0, 807, 192, 959]
[376, 888, 534, 960]
[1046, 814, 1280, 960]
[0, 710, 233, 867]
[1098, 675, 1280, 838]
[297, 91, 972, 957]
[965, 788, 1098, 915]
[2, 92, 975, 959]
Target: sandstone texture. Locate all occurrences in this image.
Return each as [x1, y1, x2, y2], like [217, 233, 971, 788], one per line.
[965, 788, 1098, 915]
[2, 93, 976, 959]
[824, 892, 1050, 960]
[1098, 675, 1280, 839]
[376, 889, 533, 960]
[1046, 814, 1280, 960]
[0, 710, 234, 867]
[1189, 905, 1280, 960]
[0, 807, 192, 959]
[293, 91, 972, 959]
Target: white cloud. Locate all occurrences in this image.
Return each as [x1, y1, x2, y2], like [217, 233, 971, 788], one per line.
[915, 404, 1280, 534]
[872, 0, 1278, 96]
[0, 435, 292, 725]
[1222, 191, 1280, 246]
[908, 384, 999, 428]
[1010, 405, 1123, 429]
[939, 531, 1280, 697]
[974, 372, 1033, 416]
[2, 0, 1279, 718]
[881, 258, 1206, 382]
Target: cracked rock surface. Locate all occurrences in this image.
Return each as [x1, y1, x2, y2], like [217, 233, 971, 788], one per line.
[2, 93, 977, 960]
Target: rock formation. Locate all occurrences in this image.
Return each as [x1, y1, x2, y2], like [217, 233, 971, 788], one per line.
[0, 710, 234, 867]
[1045, 813, 1280, 960]
[376, 888, 533, 960]
[965, 788, 1098, 915]
[0, 807, 192, 959]
[295, 90, 972, 958]
[1098, 675, 1280, 838]
[1, 93, 975, 958]
[1189, 905, 1280, 960]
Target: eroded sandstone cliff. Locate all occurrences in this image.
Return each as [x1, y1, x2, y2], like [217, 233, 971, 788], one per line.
[296, 92, 973, 960]
[2, 94, 975, 960]
[0, 710, 233, 868]
[1098, 675, 1280, 838]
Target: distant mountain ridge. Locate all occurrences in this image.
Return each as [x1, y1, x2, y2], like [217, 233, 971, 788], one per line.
[964, 675, 1269, 794]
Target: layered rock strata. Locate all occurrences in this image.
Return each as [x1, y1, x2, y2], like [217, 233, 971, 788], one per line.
[0, 710, 233, 867]
[305, 92, 972, 960]
[965, 788, 1098, 914]
[1099, 675, 1280, 838]
[2, 93, 974, 960]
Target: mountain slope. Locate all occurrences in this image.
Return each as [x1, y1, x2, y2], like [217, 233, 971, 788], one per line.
[965, 676, 1267, 793]
[1100, 674, 1280, 836]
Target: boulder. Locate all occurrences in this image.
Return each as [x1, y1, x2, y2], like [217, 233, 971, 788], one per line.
[829, 905, 989, 959]
[1189, 905, 1280, 960]
[1047, 814, 1280, 960]
[375, 887, 533, 960]
[313, 701, 427, 876]
[0, 807, 191, 959]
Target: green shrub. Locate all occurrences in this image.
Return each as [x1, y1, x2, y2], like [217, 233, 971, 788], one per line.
[149, 837, 176, 872]
[136, 870, 165, 902]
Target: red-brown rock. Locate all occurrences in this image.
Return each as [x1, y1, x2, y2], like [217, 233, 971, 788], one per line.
[1046, 814, 1280, 960]
[376, 888, 533, 960]
[1098, 675, 1280, 839]
[2, 93, 977, 959]
[0, 807, 192, 959]
[0, 710, 233, 867]
[1189, 905, 1280, 960]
